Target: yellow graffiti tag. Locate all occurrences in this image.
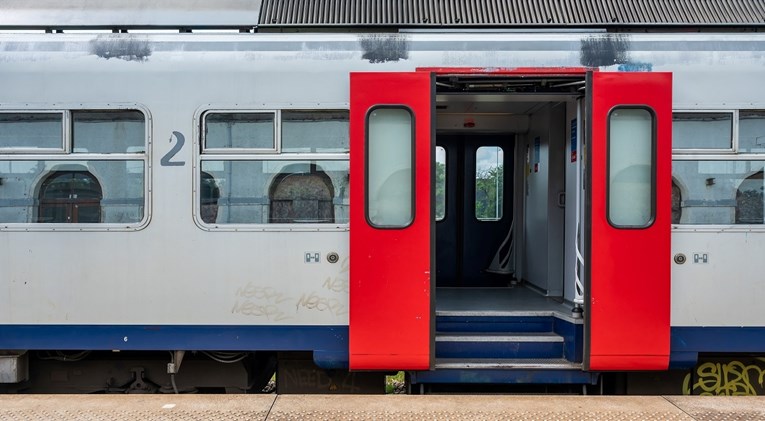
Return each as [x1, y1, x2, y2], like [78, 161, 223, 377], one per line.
[683, 358, 765, 396]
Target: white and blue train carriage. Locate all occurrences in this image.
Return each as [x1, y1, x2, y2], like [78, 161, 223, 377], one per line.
[1, 0, 765, 394]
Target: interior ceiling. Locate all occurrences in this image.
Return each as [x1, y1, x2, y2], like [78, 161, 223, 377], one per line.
[435, 76, 584, 115]
[436, 94, 577, 116]
[436, 76, 585, 94]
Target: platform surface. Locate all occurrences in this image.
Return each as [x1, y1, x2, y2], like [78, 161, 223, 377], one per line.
[1, 395, 764, 420]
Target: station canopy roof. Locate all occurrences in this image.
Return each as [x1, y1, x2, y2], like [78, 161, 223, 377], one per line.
[1, 0, 764, 30]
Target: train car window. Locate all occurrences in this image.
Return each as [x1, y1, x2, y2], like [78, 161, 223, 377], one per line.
[736, 171, 764, 224]
[672, 179, 682, 224]
[436, 146, 446, 221]
[38, 171, 102, 223]
[671, 161, 765, 225]
[739, 111, 765, 153]
[366, 107, 414, 228]
[0, 112, 64, 151]
[475, 146, 504, 221]
[0, 108, 148, 228]
[204, 112, 275, 151]
[200, 171, 220, 224]
[608, 108, 655, 228]
[282, 111, 349, 153]
[0, 160, 145, 224]
[72, 111, 145, 153]
[199, 160, 348, 224]
[672, 112, 733, 150]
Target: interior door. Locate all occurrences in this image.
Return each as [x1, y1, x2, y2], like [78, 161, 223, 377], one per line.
[585, 71, 672, 370]
[436, 135, 513, 287]
[349, 72, 434, 370]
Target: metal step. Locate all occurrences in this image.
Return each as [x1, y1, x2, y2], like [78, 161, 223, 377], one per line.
[436, 315, 554, 333]
[436, 332, 563, 343]
[435, 332, 565, 359]
[435, 358, 582, 370]
[410, 358, 594, 385]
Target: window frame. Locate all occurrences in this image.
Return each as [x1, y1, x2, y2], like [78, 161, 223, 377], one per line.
[0, 110, 68, 154]
[672, 109, 736, 154]
[0, 103, 152, 232]
[606, 106, 657, 230]
[435, 145, 446, 222]
[194, 104, 350, 232]
[737, 110, 765, 154]
[474, 145, 505, 223]
[201, 109, 279, 154]
[364, 105, 416, 230]
[672, 108, 765, 232]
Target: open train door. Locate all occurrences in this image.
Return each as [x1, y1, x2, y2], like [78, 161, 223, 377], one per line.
[349, 72, 434, 370]
[585, 71, 672, 370]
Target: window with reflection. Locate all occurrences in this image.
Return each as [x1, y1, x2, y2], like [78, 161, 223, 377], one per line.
[672, 161, 765, 224]
[739, 111, 765, 153]
[673, 112, 732, 150]
[0, 160, 145, 224]
[0, 113, 63, 151]
[199, 109, 349, 226]
[282, 111, 349, 153]
[204, 112, 275, 150]
[200, 171, 220, 224]
[72, 110, 145, 153]
[269, 165, 335, 223]
[672, 178, 682, 224]
[38, 171, 102, 223]
[672, 110, 765, 225]
[736, 171, 764, 224]
[200, 160, 348, 224]
[0, 109, 147, 226]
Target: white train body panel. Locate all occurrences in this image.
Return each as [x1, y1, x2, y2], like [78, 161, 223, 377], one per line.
[1, 32, 765, 332]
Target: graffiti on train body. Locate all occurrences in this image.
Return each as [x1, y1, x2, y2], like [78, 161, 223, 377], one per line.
[683, 358, 765, 395]
[231, 283, 292, 321]
[235, 283, 292, 304]
[296, 291, 348, 316]
[323, 256, 349, 293]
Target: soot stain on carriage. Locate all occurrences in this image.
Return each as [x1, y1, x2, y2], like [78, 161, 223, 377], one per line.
[359, 34, 409, 64]
[580, 34, 631, 67]
[90, 35, 152, 62]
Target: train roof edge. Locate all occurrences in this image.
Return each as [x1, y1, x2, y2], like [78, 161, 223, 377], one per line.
[0, 0, 764, 31]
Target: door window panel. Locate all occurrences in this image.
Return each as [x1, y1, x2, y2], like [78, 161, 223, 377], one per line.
[609, 108, 654, 227]
[366, 107, 413, 228]
[435, 146, 446, 221]
[475, 146, 503, 221]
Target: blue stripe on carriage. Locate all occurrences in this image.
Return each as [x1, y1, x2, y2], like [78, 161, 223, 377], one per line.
[0, 325, 349, 353]
[670, 326, 765, 368]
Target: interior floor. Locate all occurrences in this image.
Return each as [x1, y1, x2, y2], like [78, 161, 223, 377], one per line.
[435, 285, 579, 323]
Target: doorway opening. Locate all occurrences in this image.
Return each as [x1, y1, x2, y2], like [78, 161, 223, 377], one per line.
[433, 74, 586, 316]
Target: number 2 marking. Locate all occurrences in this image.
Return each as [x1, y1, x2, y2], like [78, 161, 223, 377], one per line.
[161, 131, 186, 167]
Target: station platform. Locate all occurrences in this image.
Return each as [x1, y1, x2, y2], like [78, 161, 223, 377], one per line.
[1, 395, 764, 420]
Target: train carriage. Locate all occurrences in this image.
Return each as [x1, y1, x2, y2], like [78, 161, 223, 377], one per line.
[1, 0, 765, 394]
